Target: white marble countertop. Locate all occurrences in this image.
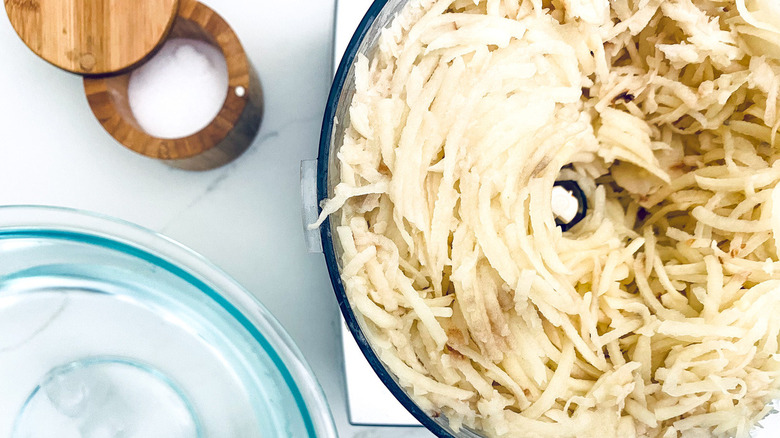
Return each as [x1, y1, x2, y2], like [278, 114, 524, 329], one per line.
[0, 1, 431, 436]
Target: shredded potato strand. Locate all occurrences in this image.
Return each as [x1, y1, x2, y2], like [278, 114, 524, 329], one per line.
[317, 0, 780, 436]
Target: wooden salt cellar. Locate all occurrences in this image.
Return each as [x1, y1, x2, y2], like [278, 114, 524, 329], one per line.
[5, 0, 263, 170]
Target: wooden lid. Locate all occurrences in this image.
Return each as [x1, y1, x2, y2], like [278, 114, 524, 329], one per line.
[5, 0, 179, 75]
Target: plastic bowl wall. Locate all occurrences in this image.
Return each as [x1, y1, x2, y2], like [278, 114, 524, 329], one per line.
[315, 2, 780, 438]
[317, 1, 481, 436]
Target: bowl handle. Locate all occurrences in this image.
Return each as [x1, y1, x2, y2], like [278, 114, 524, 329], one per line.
[300, 160, 324, 254]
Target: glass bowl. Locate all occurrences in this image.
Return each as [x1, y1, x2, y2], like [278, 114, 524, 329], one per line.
[0, 206, 337, 438]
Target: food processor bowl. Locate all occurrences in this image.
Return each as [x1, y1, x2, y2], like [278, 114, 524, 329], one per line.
[316, 1, 780, 437]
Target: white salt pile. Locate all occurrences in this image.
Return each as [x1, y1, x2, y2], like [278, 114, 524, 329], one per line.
[128, 38, 228, 139]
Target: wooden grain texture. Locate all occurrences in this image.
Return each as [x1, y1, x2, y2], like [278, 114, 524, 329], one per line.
[4, 0, 179, 75]
[83, 0, 263, 171]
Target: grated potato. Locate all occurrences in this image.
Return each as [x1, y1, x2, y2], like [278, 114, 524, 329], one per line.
[315, 0, 780, 436]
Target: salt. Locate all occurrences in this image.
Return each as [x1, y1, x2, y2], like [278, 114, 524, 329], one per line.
[128, 38, 228, 139]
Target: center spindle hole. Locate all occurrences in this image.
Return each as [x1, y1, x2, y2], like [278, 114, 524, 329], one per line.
[552, 180, 587, 231]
